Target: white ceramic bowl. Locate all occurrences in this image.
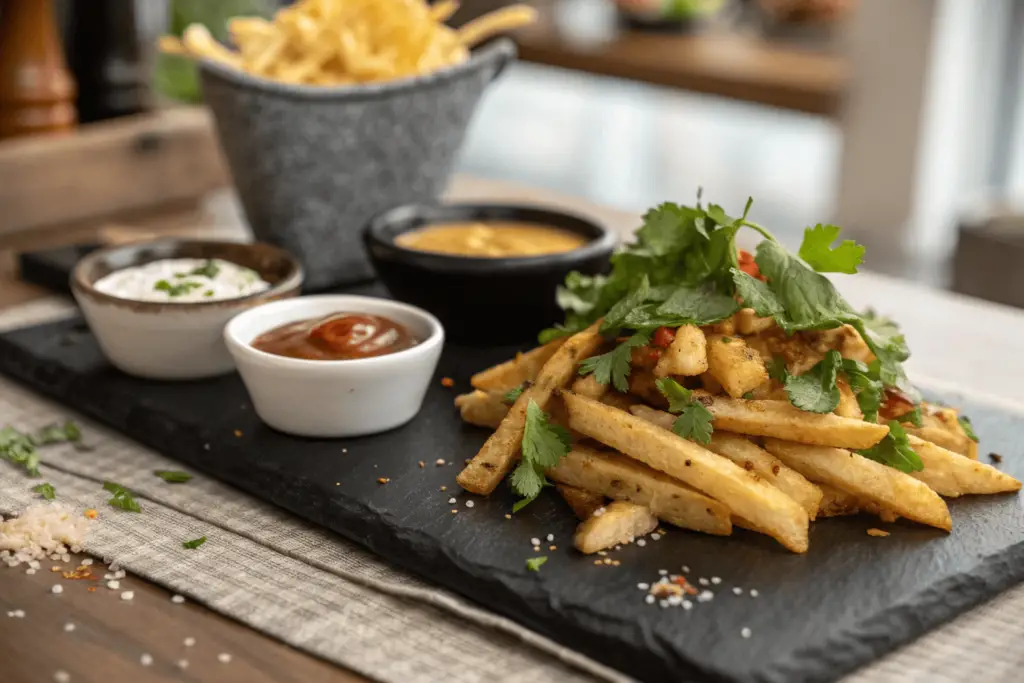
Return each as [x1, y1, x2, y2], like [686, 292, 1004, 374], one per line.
[224, 295, 445, 438]
[71, 240, 303, 380]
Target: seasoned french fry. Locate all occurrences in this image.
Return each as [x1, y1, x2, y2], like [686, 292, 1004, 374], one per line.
[470, 338, 566, 392]
[816, 483, 863, 518]
[457, 4, 537, 46]
[763, 439, 951, 531]
[705, 334, 768, 398]
[599, 391, 640, 412]
[629, 406, 823, 519]
[906, 424, 972, 458]
[454, 390, 509, 429]
[628, 370, 667, 407]
[735, 308, 774, 335]
[574, 501, 658, 554]
[547, 446, 732, 535]
[562, 393, 809, 552]
[429, 0, 460, 22]
[907, 436, 1021, 497]
[556, 484, 606, 520]
[700, 393, 889, 449]
[700, 372, 724, 395]
[834, 379, 863, 419]
[571, 373, 608, 401]
[653, 324, 707, 377]
[457, 324, 603, 495]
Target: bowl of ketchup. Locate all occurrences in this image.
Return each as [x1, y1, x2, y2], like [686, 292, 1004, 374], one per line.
[224, 295, 444, 438]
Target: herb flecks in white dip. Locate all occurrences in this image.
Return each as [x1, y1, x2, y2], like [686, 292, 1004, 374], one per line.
[94, 258, 270, 303]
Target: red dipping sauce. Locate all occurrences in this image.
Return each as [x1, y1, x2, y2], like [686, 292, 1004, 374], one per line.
[251, 312, 419, 361]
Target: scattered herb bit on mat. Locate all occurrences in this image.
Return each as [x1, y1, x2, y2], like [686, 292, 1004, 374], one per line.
[182, 536, 207, 550]
[154, 470, 193, 483]
[526, 556, 548, 572]
[32, 483, 56, 500]
[103, 481, 141, 512]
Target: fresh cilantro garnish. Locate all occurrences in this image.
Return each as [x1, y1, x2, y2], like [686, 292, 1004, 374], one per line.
[189, 260, 220, 279]
[154, 279, 203, 297]
[32, 482, 56, 500]
[798, 224, 866, 274]
[32, 421, 81, 446]
[526, 556, 548, 572]
[155, 470, 193, 483]
[183, 536, 207, 549]
[766, 356, 789, 383]
[1, 427, 40, 476]
[840, 358, 884, 423]
[655, 378, 714, 444]
[509, 400, 572, 508]
[503, 384, 527, 405]
[784, 351, 842, 414]
[959, 415, 979, 442]
[578, 330, 651, 392]
[858, 421, 922, 472]
[894, 405, 923, 428]
[103, 481, 141, 512]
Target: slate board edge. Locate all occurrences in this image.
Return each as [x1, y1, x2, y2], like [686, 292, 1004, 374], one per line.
[3, 323, 1024, 683]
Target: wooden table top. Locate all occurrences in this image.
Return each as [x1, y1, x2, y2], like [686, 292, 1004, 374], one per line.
[515, 2, 847, 116]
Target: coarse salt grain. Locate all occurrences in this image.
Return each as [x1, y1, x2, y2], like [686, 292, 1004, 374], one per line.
[80, 558, 92, 566]
[114, 570, 125, 579]
[650, 533, 661, 541]
[644, 595, 655, 605]
[546, 534, 554, 542]
[733, 587, 743, 595]
[54, 671, 70, 683]
[25, 568, 36, 575]
[711, 576, 721, 585]
[658, 569, 668, 576]
[592, 507, 606, 517]
[184, 637, 196, 647]
[29, 560, 40, 570]
[51, 584, 63, 595]
[171, 595, 185, 604]
[465, 500, 474, 508]
[140, 654, 153, 666]
[637, 583, 649, 590]
[121, 591, 134, 601]
[636, 539, 646, 547]
[697, 590, 714, 603]
[435, 458, 445, 466]
[750, 589, 759, 598]
[64, 623, 75, 632]
[682, 565, 690, 572]
[109, 562, 121, 572]
[659, 600, 669, 608]
[177, 659, 189, 669]
[107, 580, 120, 590]
[218, 653, 232, 663]
[682, 600, 693, 610]
[698, 577, 709, 586]
[447, 498, 456, 504]
[741, 627, 752, 639]
[530, 538, 540, 546]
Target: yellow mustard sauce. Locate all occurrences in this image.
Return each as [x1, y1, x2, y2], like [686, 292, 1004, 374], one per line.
[394, 221, 588, 258]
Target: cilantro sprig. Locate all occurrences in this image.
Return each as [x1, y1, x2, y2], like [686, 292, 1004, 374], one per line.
[32, 482, 56, 500]
[104, 481, 141, 512]
[526, 556, 548, 572]
[509, 399, 572, 511]
[958, 415, 979, 442]
[858, 421, 923, 473]
[155, 470, 193, 483]
[655, 378, 714, 445]
[1, 421, 85, 477]
[578, 330, 650, 392]
[503, 384, 527, 405]
[183, 536, 207, 549]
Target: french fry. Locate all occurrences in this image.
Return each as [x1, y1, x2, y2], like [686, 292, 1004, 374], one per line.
[571, 373, 608, 401]
[562, 393, 809, 552]
[547, 446, 732, 535]
[574, 501, 658, 554]
[454, 390, 509, 429]
[429, 0, 460, 22]
[763, 439, 951, 531]
[457, 4, 538, 46]
[556, 484, 606, 520]
[629, 406, 823, 519]
[599, 391, 640, 412]
[700, 393, 889, 449]
[653, 324, 708, 377]
[816, 483, 898, 521]
[906, 424, 972, 458]
[735, 308, 774, 335]
[456, 324, 603, 495]
[834, 379, 863, 419]
[470, 338, 566, 392]
[628, 370, 667, 407]
[705, 334, 769, 398]
[907, 436, 1021, 497]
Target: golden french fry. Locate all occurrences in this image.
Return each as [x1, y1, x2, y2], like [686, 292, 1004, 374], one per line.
[598, 391, 640, 412]
[653, 324, 707, 378]
[562, 393, 808, 552]
[705, 334, 769, 399]
[907, 436, 1021, 497]
[457, 4, 538, 47]
[906, 425, 972, 458]
[700, 393, 889, 450]
[181, 24, 244, 70]
[628, 370, 666, 407]
[574, 501, 658, 554]
[556, 484, 606, 520]
[547, 446, 732, 536]
[429, 0, 460, 22]
[157, 35, 187, 55]
[629, 405, 823, 519]
[763, 439, 951, 531]
[834, 379, 863, 419]
[816, 483, 863, 518]
[456, 323, 603, 495]
[470, 338, 567, 392]
[454, 390, 509, 429]
[571, 373, 608, 401]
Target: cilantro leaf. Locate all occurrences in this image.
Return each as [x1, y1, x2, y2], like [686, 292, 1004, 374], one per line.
[526, 556, 548, 572]
[503, 384, 527, 405]
[651, 284, 739, 326]
[656, 377, 714, 444]
[154, 279, 203, 297]
[601, 275, 651, 333]
[32, 482, 56, 500]
[766, 356, 789, 384]
[959, 415, 979, 442]
[754, 240, 857, 332]
[636, 203, 699, 256]
[731, 269, 784, 318]
[32, 421, 81, 446]
[0, 426, 41, 477]
[841, 358, 883, 423]
[578, 330, 651, 392]
[189, 260, 220, 279]
[785, 351, 842, 413]
[894, 405, 923, 428]
[538, 323, 578, 345]
[858, 421, 923, 472]
[103, 481, 141, 512]
[155, 470, 193, 483]
[798, 224, 866, 274]
[183, 536, 207, 549]
[511, 495, 537, 513]
[509, 400, 572, 504]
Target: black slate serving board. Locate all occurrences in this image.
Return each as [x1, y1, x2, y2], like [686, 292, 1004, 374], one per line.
[2, 316, 1024, 683]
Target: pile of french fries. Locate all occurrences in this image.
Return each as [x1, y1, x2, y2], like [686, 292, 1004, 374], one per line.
[158, 0, 536, 87]
[455, 316, 1021, 554]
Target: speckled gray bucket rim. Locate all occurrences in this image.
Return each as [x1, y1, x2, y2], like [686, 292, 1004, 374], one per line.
[197, 38, 517, 102]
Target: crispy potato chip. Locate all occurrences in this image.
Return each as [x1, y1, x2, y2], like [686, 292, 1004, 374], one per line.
[547, 446, 732, 535]
[763, 439, 951, 531]
[574, 501, 658, 554]
[907, 436, 1021, 497]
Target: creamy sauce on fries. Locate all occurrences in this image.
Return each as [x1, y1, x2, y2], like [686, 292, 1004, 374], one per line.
[395, 222, 588, 258]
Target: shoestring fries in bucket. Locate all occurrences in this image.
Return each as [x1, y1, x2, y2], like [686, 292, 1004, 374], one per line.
[158, 0, 537, 86]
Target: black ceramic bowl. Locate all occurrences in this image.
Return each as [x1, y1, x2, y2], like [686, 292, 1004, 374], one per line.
[363, 204, 616, 345]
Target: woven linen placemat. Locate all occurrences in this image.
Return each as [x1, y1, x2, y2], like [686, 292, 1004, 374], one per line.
[2, 299, 1024, 683]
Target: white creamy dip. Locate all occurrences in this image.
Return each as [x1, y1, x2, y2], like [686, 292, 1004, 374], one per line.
[93, 258, 271, 303]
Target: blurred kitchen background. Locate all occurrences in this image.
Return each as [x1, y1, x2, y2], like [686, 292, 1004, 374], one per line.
[1, 0, 1023, 303]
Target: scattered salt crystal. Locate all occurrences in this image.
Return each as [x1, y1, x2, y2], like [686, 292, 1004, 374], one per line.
[447, 497, 456, 504]
[64, 623, 75, 632]
[25, 568, 36, 575]
[28, 560, 40, 570]
[682, 600, 693, 610]
[733, 587, 743, 595]
[50, 554, 61, 561]
[184, 637, 196, 647]
[597, 551, 607, 556]
[113, 570, 125, 579]
[592, 507, 606, 517]
[107, 581, 120, 590]
[177, 659, 189, 669]
[637, 583, 649, 590]
[80, 559, 93, 566]
[61, 554, 70, 563]
[171, 595, 186, 604]
[668, 595, 682, 606]
[141, 654, 153, 666]
[217, 653, 232, 663]
[681, 565, 690, 573]
[12, 610, 25, 618]
[465, 500, 474, 508]
[54, 671, 70, 683]
[658, 576, 669, 584]
[741, 627, 752, 639]
[636, 539, 646, 547]
[750, 589, 759, 598]
[644, 595, 655, 605]
[121, 591, 134, 601]
[697, 590, 714, 603]
[658, 569, 668, 576]
[711, 576, 721, 585]
[659, 600, 669, 608]
[698, 577, 709, 586]
[70, 546, 81, 553]
[546, 534, 554, 542]
[650, 533, 661, 541]
[530, 538, 540, 546]
[109, 562, 121, 572]
[51, 584, 63, 595]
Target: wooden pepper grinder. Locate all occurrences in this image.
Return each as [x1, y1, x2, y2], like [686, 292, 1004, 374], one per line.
[0, 0, 77, 140]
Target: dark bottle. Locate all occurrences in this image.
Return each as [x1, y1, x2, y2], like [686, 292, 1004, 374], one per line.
[65, 0, 146, 123]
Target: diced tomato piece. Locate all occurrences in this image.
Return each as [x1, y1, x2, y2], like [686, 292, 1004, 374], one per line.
[652, 326, 676, 349]
[738, 249, 764, 280]
[647, 348, 662, 362]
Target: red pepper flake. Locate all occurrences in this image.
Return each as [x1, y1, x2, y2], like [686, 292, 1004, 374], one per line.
[670, 576, 699, 595]
[647, 348, 662, 362]
[87, 587, 97, 593]
[377, 477, 390, 485]
[62, 567, 93, 581]
[83, 509, 98, 520]
[867, 528, 890, 537]
[418, 461, 425, 469]
[441, 377, 454, 388]
[233, 429, 243, 438]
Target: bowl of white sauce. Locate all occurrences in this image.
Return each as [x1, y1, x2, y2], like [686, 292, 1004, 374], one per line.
[71, 239, 303, 380]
